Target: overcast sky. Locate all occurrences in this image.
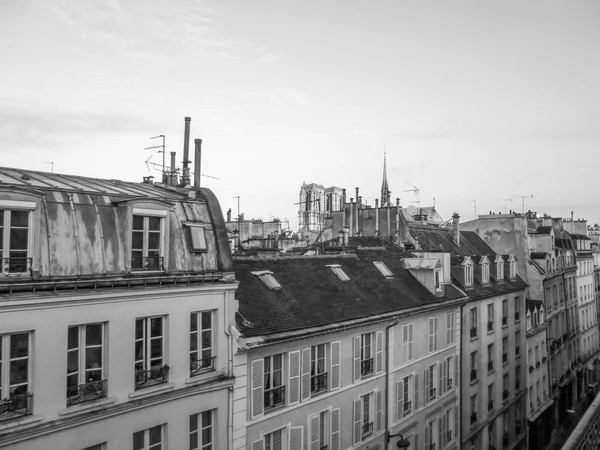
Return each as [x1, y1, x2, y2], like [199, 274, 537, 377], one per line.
[1, 0, 600, 228]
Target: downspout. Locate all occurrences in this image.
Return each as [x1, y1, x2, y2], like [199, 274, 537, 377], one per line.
[385, 317, 400, 449]
[224, 290, 234, 450]
[459, 302, 465, 450]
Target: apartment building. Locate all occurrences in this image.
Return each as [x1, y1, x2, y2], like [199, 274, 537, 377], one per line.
[410, 216, 528, 450]
[0, 167, 237, 449]
[231, 243, 466, 450]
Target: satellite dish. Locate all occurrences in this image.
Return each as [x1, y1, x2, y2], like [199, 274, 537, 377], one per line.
[407, 205, 417, 216]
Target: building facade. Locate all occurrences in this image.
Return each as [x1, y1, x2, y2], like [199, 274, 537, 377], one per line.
[0, 167, 237, 450]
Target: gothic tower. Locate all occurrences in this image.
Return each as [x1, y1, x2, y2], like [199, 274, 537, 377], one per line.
[380, 151, 391, 206]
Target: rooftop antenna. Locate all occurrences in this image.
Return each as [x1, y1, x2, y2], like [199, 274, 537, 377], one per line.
[145, 135, 166, 182]
[44, 162, 54, 173]
[501, 198, 513, 214]
[403, 185, 420, 207]
[518, 195, 534, 214]
[470, 200, 477, 219]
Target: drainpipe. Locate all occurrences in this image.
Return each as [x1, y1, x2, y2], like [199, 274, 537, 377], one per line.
[224, 290, 234, 450]
[385, 317, 400, 448]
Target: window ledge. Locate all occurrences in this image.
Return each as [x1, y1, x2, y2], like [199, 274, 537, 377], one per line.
[470, 336, 479, 342]
[185, 370, 223, 386]
[58, 396, 116, 418]
[470, 378, 479, 386]
[0, 414, 43, 433]
[128, 382, 175, 400]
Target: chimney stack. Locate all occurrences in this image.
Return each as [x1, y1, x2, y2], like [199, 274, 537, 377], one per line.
[227, 208, 232, 222]
[452, 213, 461, 245]
[194, 139, 202, 188]
[169, 151, 177, 186]
[181, 117, 192, 186]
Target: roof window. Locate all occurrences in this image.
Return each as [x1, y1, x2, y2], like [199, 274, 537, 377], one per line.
[187, 226, 207, 252]
[327, 264, 350, 281]
[251, 270, 281, 290]
[373, 261, 393, 278]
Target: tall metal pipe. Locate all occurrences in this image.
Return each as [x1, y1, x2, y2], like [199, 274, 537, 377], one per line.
[194, 138, 202, 188]
[181, 117, 191, 185]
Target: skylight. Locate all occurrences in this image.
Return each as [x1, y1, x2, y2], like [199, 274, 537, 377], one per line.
[251, 270, 281, 290]
[326, 264, 350, 281]
[373, 261, 393, 278]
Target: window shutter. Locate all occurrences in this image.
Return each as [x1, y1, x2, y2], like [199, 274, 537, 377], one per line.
[396, 380, 404, 421]
[434, 318, 438, 351]
[442, 360, 447, 394]
[454, 356, 459, 387]
[376, 390, 383, 432]
[402, 325, 408, 361]
[375, 330, 384, 373]
[310, 415, 320, 450]
[408, 325, 413, 360]
[438, 362, 443, 396]
[251, 359, 264, 419]
[331, 408, 340, 450]
[442, 410, 448, 444]
[424, 422, 430, 449]
[289, 426, 303, 450]
[454, 405, 459, 442]
[414, 373, 419, 410]
[251, 439, 265, 450]
[301, 348, 311, 401]
[288, 350, 301, 405]
[424, 368, 430, 404]
[438, 417, 443, 449]
[353, 336, 361, 383]
[353, 398, 362, 445]
[330, 341, 341, 390]
[414, 433, 419, 450]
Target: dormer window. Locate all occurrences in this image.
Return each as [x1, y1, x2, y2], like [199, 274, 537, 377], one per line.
[482, 261, 490, 284]
[373, 261, 393, 278]
[464, 262, 474, 287]
[434, 269, 442, 291]
[187, 225, 207, 252]
[539, 306, 544, 324]
[0, 201, 35, 275]
[496, 258, 504, 281]
[251, 270, 281, 290]
[327, 264, 350, 281]
[527, 310, 531, 330]
[508, 258, 516, 279]
[131, 209, 166, 271]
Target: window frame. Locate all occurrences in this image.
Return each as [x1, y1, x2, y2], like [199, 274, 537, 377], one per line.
[190, 311, 215, 377]
[263, 353, 285, 411]
[327, 264, 350, 281]
[133, 424, 165, 450]
[402, 324, 414, 363]
[134, 316, 168, 390]
[190, 409, 214, 450]
[0, 331, 32, 420]
[130, 209, 167, 271]
[428, 317, 438, 353]
[0, 203, 35, 275]
[187, 225, 208, 253]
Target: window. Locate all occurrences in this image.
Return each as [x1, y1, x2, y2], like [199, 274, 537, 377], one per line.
[402, 324, 413, 362]
[67, 324, 106, 406]
[188, 226, 207, 252]
[309, 410, 329, 449]
[497, 259, 504, 281]
[444, 355, 455, 392]
[190, 311, 215, 376]
[515, 331, 521, 356]
[425, 418, 437, 450]
[327, 264, 350, 281]
[502, 337, 508, 364]
[428, 317, 438, 352]
[131, 214, 164, 270]
[252, 271, 281, 290]
[0, 209, 32, 274]
[515, 366, 521, 390]
[487, 343, 494, 372]
[502, 300, 508, 326]
[470, 307, 478, 338]
[442, 407, 456, 445]
[482, 261, 490, 284]
[311, 344, 327, 394]
[435, 269, 442, 291]
[353, 392, 379, 443]
[373, 261, 393, 278]
[190, 410, 214, 450]
[503, 374, 509, 402]
[264, 354, 285, 410]
[425, 363, 438, 403]
[133, 424, 164, 450]
[470, 394, 478, 424]
[488, 383, 494, 411]
[446, 313, 455, 346]
[487, 304, 494, 332]
[135, 316, 167, 390]
[470, 351, 478, 382]
[361, 333, 374, 376]
[509, 258, 516, 279]
[515, 296, 521, 321]
[488, 420, 495, 449]
[396, 374, 414, 419]
[264, 429, 283, 450]
[465, 263, 474, 286]
[0, 332, 32, 419]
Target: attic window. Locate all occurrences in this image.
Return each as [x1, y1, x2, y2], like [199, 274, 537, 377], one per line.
[373, 261, 393, 278]
[251, 270, 281, 290]
[497, 259, 504, 281]
[464, 263, 474, 287]
[509, 259, 516, 279]
[187, 226, 207, 252]
[482, 262, 490, 284]
[327, 264, 350, 281]
[434, 269, 442, 291]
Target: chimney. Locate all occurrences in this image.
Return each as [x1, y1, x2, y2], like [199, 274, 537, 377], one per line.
[395, 198, 400, 239]
[375, 198, 379, 233]
[342, 226, 349, 245]
[227, 208, 232, 222]
[169, 151, 177, 186]
[181, 117, 192, 186]
[452, 213, 461, 245]
[355, 187, 359, 204]
[194, 138, 202, 188]
[338, 230, 343, 246]
[342, 188, 347, 227]
[349, 198, 354, 236]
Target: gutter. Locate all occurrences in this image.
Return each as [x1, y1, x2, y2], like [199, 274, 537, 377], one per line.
[384, 317, 400, 448]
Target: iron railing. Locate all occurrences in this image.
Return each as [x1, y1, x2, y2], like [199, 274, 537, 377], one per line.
[403, 400, 412, 415]
[135, 365, 169, 390]
[311, 372, 328, 394]
[502, 316, 508, 326]
[0, 392, 33, 418]
[264, 385, 286, 410]
[1, 257, 32, 276]
[67, 379, 107, 406]
[131, 255, 164, 271]
[361, 358, 374, 376]
[190, 356, 216, 377]
[362, 421, 373, 438]
[515, 311, 520, 321]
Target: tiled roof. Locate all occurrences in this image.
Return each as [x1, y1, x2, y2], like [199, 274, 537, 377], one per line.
[234, 250, 465, 338]
[526, 298, 544, 312]
[530, 252, 548, 260]
[570, 233, 591, 241]
[555, 238, 574, 249]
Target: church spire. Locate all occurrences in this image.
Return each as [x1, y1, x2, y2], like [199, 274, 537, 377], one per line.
[380, 148, 390, 206]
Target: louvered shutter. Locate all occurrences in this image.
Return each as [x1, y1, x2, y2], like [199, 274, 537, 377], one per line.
[414, 433, 419, 449]
[425, 422, 430, 449]
[402, 325, 408, 361]
[288, 350, 301, 405]
[414, 373, 419, 410]
[438, 362, 443, 396]
[251, 439, 264, 450]
[330, 341, 341, 390]
[353, 398, 362, 445]
[442, 410, 448, 444]
[375, 390, 383, 432]
[353, 336, 361, 383]
[455, 355, 459, 387]
[396, 380, 404, 420]
[424, 368, 430, 404]
[251, 359, 264, 419]
[331, 408, 341, 450]
[289, 426, 303, 450]
[454, 405, 459, 442]
[434, 318, 438, 351]
[375, 330, 384, 373]
[301, 348, 311, 401]
[441, 360, 447, 394]
[408, 325, 413, 359]
[310, 415, 320, 450]
[438, 417, 443, 449]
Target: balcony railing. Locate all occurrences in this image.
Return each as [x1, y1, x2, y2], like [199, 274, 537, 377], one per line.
[311, 372, 328, 394]
[488, 360, 494, 372]
[131, 255, 164, 271]
[264, 385, 286, 410]
[135, 364, 169, 390]
[361, 358, 374, 377]
[190, 356, 216, 377]
[403, 400, 412, 415]
[503, 352, 508, 363]
[1, 257, 32, 276]
[362, 421, 373, 438]
[67, 379, 107, 406]
[470, 412, 477, 425]
[487, 321, 494, 332]
[470, 327, 478, 338]
[0, 392, 33, 419]
[471, 369, 478, 382]
[429, 387, 437, 401]
[447, 430, 453, 442]
[319, 446, 328, 450]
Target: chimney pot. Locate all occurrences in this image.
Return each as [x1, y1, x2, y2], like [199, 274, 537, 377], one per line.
[194, 138, 202, 188]
[181, 117, 192, 186]
[452, 212, 461, 246]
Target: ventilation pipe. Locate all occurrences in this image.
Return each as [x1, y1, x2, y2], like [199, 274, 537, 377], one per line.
[169, 151, 177, 186]
[349, 198, 354, 237]
[452, 213, 461, 246]
[194, 139, 202, 188]
[181, 117, 192, 186]
[395, 198, 400, 239]
[342, 189, 347, 227]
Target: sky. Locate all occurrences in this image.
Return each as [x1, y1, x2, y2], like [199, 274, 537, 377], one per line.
[1, 0, 600, 228]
